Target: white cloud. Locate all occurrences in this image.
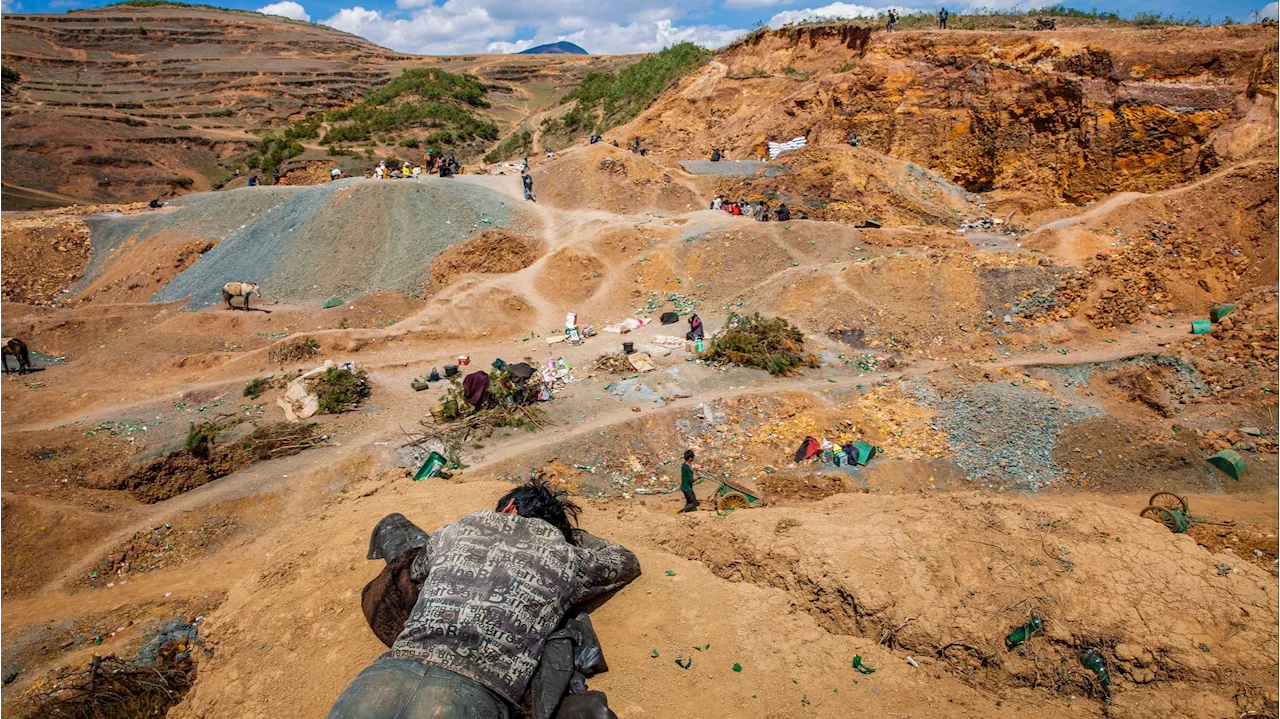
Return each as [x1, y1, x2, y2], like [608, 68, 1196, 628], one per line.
[1261, 1, 1278, 19]
[323, 4, 519, 55]
[322, 0, 745, 55]
[768, 2, 893, 25]
[257, 1, 311, 21]
[537, 19, 745, 54]
[1, 0, 20, 12]
[723, 0, 796, 8]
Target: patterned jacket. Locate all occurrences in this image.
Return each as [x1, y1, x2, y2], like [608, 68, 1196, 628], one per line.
[390, 511, 641, 705]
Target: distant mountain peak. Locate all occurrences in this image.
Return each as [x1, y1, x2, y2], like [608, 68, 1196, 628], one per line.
[517, 41, 588, 55]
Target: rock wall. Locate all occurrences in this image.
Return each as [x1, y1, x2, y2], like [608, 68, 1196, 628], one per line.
[622, 25, 1278, 203]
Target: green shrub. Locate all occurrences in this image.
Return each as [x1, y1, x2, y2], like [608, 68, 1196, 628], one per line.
[399, 136, 420, 148]
[483, 128, 533, 163]
[314, 367, 371, 414]
[555, 42, 713, 138]
[244, 377, 270, 399]
[319, 68, 496, 150]
[699, 313, 819, 376]
[3, 65, 22, 95]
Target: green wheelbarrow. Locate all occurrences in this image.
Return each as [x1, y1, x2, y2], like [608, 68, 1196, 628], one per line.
[1139, 492, 1235, 534]
[697, 475, 766, 512]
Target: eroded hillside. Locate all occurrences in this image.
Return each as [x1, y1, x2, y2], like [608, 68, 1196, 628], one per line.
[620, 25, 1278, 202]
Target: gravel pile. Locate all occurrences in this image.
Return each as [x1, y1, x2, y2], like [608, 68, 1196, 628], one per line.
[678, 160, 788, 177]
[80, 179, 517, 308]
[903, 377, 1102, 489]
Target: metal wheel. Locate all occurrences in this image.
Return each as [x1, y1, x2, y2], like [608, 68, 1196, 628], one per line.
[1148, 492, 1189, 515]
[1140, 505, 1179, 533]
[718, 492, 750, 512]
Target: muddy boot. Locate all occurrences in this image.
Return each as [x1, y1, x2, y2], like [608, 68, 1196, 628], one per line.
[367, 513, 429, 563]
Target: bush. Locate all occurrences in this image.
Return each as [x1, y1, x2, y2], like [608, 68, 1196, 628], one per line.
[699, 313, 819, 376]
[319, 68, 496, 151]
[244, 377, 270, 399]
[555, 42, 713, 138]
[185, 420, 219, 459]
[483, 128, 533, 163]
[314, 367, 371, 414]
[267, 336, 320, 365]
[3, 65, 22, 95]
[399, 136, 420, 148]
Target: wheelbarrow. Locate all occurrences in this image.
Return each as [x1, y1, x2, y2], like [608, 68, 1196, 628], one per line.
[696, 475, 765, 512]
[1139, 492, 1235, 534]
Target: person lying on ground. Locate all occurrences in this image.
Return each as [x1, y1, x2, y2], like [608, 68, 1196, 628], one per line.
[330, 480, 640, 719]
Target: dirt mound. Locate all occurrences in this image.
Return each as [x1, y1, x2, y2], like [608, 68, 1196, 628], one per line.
[281, 161, 341, 187]
[87, 422, 322, 504]
[76, 230, 218, 304]
[73, 181, 524, 308]
[714, 145, 982, 226]
[534, 248, 605, 303]
[617, 25, 1277, 201]
[0, 217, 92, 305]
[532, 144, 701, 215]
[428, 229, 541, 290]
[659, 493, 1278, 716]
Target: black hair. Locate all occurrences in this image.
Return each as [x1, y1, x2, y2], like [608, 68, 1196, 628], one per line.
[496, 479, 581, 544]
[684, 449, 695, 461]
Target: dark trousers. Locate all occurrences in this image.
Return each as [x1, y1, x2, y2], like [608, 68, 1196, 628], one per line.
[679, 490, 698, 513]
[328, 658, 510, 719]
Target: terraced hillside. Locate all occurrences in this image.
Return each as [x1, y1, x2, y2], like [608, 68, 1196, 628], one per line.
[0, 5, 636, 208]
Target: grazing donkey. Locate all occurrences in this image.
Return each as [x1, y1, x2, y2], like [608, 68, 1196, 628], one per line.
[222, 282, 261, 311]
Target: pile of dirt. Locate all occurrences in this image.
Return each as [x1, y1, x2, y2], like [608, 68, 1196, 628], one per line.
[281, 161, 342, 186]
[757, 469, 861, 501]
[592, 352, 635, 375]
[428, 229, 541, 290]
[713, 145, 982, 227]
[533, 248, 605, 303]
[76, 230, 218, 305]
[0, 217, 92, 305]
[532, 144, 701, 215]
[89, 422, 323, 503]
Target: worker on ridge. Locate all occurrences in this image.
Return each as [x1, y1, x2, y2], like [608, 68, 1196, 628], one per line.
[328, 480, 640, 719]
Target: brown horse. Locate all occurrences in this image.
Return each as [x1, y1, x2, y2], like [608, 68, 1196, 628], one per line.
[2, 338, 33, 374]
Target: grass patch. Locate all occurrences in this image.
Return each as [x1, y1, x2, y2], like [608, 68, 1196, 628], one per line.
[545, 42, 713, 139]
[699, 312, 819, 376]
[314, 367, 371, 414]
[267, 337, 320, 365]
[320, 68, 497, 153]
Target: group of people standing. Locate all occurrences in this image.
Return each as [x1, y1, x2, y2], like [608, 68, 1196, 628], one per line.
[885, 7, 950, 30]
[711, 194, 792, 222]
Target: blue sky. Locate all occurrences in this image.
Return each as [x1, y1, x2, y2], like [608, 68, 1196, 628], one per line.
[3, 0, 1277, 54]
